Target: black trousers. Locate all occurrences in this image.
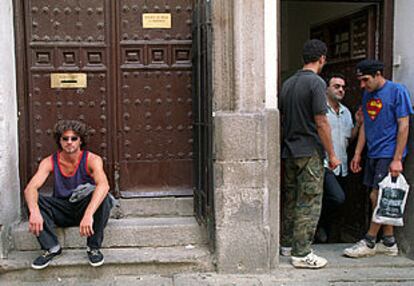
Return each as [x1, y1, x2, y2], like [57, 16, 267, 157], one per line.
[37, 193, 112, 250]
[319, 168, 346, 230]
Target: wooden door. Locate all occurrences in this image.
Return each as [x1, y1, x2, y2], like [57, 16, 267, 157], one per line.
[23, 0, 115, 193]
[21, 0, 194, 197]
[116, 0, 194, 197]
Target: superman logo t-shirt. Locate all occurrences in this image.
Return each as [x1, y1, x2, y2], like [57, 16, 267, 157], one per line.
[362, 80, 413, 158]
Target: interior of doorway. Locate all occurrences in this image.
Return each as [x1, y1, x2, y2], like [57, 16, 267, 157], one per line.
[280, 0, 379, 244]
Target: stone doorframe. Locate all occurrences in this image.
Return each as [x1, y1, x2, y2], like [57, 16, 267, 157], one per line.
[211, 0, 280, 273]
[0, 0, 20, 258]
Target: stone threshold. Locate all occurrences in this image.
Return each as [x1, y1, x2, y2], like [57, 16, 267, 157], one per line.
[113, 197, 194, 218]
[12, 216, 208, 251]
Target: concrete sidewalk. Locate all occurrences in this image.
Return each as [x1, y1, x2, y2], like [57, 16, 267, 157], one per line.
[3, 244, 414, 285]
[5, 267, 414, 286]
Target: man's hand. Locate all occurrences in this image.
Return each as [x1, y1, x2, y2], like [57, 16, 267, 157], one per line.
[29, 210, 44, 237]
[389, 159, 403, 177]
[355, 106, 364, 127]
[80, 214, 94, 237]
[350, 154, 362, 173]
[328, 155, 341, 170]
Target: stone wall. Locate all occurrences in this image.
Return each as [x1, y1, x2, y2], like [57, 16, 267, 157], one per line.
[212, 0, 279, 273]
[0, 0, 21, 258]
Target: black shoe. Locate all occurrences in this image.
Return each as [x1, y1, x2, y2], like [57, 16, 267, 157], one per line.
[315, 227, 328, 243]
[31, 248, 62, 270]
[87, 248, 104, 267]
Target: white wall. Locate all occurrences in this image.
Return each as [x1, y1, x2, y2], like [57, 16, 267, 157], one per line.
[393, 0, 414, 258]
[0, 0, 20, 228]
[393, 0, 414, 97]
[265, 0, 277, 109]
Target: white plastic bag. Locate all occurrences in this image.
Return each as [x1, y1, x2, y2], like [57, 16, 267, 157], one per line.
[372, 173, 410, 226]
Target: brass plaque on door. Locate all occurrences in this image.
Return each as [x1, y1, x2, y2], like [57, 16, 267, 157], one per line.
[142, 13, 171, 29]
[50, 73, 87, 88]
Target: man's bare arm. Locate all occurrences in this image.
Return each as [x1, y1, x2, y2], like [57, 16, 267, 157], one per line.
[315, 114, 341, 169]
[351, 107, 363, 141]
[389, 116, 410, 177]
[24, 156, 53, 236]
[350, 123, 366, 173]
[79, 153, 110, 237]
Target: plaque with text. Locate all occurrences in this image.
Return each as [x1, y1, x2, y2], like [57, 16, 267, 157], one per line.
[50, 73, 87, 89]
[142, 13, 171, 29]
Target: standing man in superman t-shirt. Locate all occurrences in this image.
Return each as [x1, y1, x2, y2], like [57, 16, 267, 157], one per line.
[344, 59, 413, 258]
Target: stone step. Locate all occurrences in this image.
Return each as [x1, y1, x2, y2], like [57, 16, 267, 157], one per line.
[12, 217, 208, 251]
[112, 197, 194, 218]
[0, 245, 214, 282]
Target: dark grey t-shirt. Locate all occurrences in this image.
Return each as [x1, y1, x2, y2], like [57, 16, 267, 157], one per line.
[279, 69, 327, 158]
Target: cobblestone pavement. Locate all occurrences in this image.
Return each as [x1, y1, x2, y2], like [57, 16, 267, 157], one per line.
[4, 266, 414, 286]
[3, 244, 414, 285]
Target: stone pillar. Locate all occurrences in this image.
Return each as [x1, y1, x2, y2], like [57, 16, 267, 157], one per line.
[393, 0, 414, 259]
[0, 0, 21, 258]
[212, 0, 280, 273]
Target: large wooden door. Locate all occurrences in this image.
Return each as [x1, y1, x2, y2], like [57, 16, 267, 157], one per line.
[23, 0, 115, 193]
[21, 0, 194, 197]
[116, 0, 194, 197]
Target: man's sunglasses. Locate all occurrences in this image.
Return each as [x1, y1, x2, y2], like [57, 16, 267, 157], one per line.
[333, 84, 346, 90]
[61, 136, 79, 142]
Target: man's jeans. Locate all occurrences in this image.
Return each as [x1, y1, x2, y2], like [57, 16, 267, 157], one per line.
[319, 168, 346, 233]
[36, 193, 112, 250]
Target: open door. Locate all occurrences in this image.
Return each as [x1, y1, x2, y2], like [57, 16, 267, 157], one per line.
[281, 0, 394, 242]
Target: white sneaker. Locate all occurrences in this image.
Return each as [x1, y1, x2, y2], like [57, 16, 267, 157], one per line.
[291, 252, 328, 269]
[280, 246, 292, 256]
[343, 239, 376, 258]
[377, 241, 398, 256]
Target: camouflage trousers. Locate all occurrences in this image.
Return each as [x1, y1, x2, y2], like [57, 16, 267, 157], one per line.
[281, 153, 324, 257]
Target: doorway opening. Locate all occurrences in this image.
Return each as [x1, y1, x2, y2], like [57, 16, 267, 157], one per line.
[280, 0, 393, 243]
[14, 0, 214, 239]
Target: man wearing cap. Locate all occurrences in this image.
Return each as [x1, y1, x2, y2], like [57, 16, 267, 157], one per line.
[279, 39, 340, 269]
[344, 59, 413, 258]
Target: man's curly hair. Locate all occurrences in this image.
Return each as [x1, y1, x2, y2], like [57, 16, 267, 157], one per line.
[53, 120, 89, 150]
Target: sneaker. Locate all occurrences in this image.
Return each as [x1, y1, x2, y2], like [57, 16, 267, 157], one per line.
[291, 252, 328, 269]
[31, 248, 62, 270]
[280, 246, 292, 256]
[343, 239, 376, 258]
[377, 241, 399, 256]
[87, 248, 104, 267]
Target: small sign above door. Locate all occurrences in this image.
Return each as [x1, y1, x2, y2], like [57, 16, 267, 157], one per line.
[142, 13, 171, 29]
[50, 73, 87, 89]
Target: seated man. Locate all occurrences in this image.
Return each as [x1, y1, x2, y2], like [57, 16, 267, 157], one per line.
[24, 120, 113, 269]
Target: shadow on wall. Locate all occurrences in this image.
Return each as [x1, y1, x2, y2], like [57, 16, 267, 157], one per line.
[397, 114, 414, 259]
